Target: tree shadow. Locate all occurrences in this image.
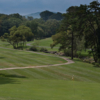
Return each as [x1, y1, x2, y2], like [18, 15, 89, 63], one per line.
[0, 57, 5, 59]
[73, 58, 84, 62]
[93, 65, 100, 68]
[0, 73, 27, 84]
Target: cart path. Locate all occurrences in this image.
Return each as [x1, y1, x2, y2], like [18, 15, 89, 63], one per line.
[0, 57, 74, 71]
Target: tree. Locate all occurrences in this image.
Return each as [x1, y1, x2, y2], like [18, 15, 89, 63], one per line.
[9, 13, 23, 20]
[51, 6, 79, 59]
[40, 10, 63, 21]
[49, 12, 63, 20]
[8, 25, 34, 49]
[26, 20, 38, 39]
[44, 19, 60, 37]
[40, 10, 54, 21]
[8, 18, 22, 28]
[0, 13, 23, 37]
[37, 26, 45, 39]
[27, 16, 34, 21]
[75, 1, 100, 62]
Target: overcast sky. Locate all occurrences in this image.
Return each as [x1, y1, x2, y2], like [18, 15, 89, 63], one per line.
[0, 0, 99, 15]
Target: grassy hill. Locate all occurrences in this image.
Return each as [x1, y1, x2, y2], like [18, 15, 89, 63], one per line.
[0, 39, 100, 100]
[28, 38, 60, 51]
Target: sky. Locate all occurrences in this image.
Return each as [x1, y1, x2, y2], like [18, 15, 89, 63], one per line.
[0, 0, 99, 15]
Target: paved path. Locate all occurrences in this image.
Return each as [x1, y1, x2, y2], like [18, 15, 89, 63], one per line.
[0, 57, 74, 71]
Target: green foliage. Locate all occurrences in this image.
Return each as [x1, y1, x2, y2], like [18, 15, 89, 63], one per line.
[27, 16, 34, 20]
[29, 45, 38, 51]
[44, 19, 60, 37]
[26, 20, 38, 39]
[0, 12, 60, 40]
[3, 33, 9, 39]
[49, 12, 63, 20]
[94, 63, 100, 67]
[9, 13, 23, 20]
[51, 1, 100, 62]
[0, 13, 23, 37]
[64, 49, 78, 57]
[8, 17, 22, 27]
[8, 25, 34, 49]
[37, 26, 45, 39]
[39, 47, 48, 52]
[51, 6, 80, 60]
[0, 36, 5, 41]
[40, 10, 63, 21]
[40, 10, 54, 21]
[75, 1, 100, 63]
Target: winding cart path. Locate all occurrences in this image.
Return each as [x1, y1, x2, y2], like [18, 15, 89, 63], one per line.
[0, 56, 74, 71]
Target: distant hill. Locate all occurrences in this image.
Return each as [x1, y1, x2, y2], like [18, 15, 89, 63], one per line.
[25, 12, 41, 19]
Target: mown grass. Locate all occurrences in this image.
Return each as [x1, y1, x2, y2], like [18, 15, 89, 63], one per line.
[0, 39, 100, 100]
[0, 47, 66, 68]
[0, 78, 100, 100]
[0, 61, 100, 100]
[0, 38, 60, 51]
[0, 40, 12, 48]
[31, 38, 60, 51]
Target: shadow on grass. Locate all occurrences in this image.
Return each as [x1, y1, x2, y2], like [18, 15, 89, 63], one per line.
[93, 65, 100, 68]
[73, 58, 84, 62]
[0, 57, 5, 59]
[0, 73, 27, 84]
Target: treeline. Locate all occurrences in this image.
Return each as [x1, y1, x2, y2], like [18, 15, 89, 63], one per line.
[0, 13, 61, 40]
[0, 13, 23, 36]
[40, 10, 63, 21]
[51, 1, 100, 63]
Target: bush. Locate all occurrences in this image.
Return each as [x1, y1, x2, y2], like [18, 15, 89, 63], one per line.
[39, 47, 48, 52]
[83, 57, 94, 64]
[0, 36, 6, 41]
[29, 46, 38, 51]
[64, 49, 78, 57]
[94, 63, 100, 67]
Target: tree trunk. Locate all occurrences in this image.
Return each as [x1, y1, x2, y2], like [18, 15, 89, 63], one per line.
[71, 32, 73, 60]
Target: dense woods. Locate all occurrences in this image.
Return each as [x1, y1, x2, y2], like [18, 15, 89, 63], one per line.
[51, 1, 100, 63]
[0, 12, 61, 40]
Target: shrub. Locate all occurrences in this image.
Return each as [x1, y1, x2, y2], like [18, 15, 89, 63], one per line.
[64, 49, 78, 57]
[94, 63, 100, 67]
[39, 47, 48, 52]
[29, 46, 38, 51]
[83, 57, 94, 64]
[1, 36, 6, 41]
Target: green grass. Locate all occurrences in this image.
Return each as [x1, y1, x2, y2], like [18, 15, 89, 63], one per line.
[0, 61, 100, 100]
[31, 38, 60, 51]
[0, 40, 100, 100]
[0, 38, 60, 51]
[0, 79, 100, 100]
[0, 40, 12, 48]
[77, 50, 92, 57]
[0, 48, 66, 68]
